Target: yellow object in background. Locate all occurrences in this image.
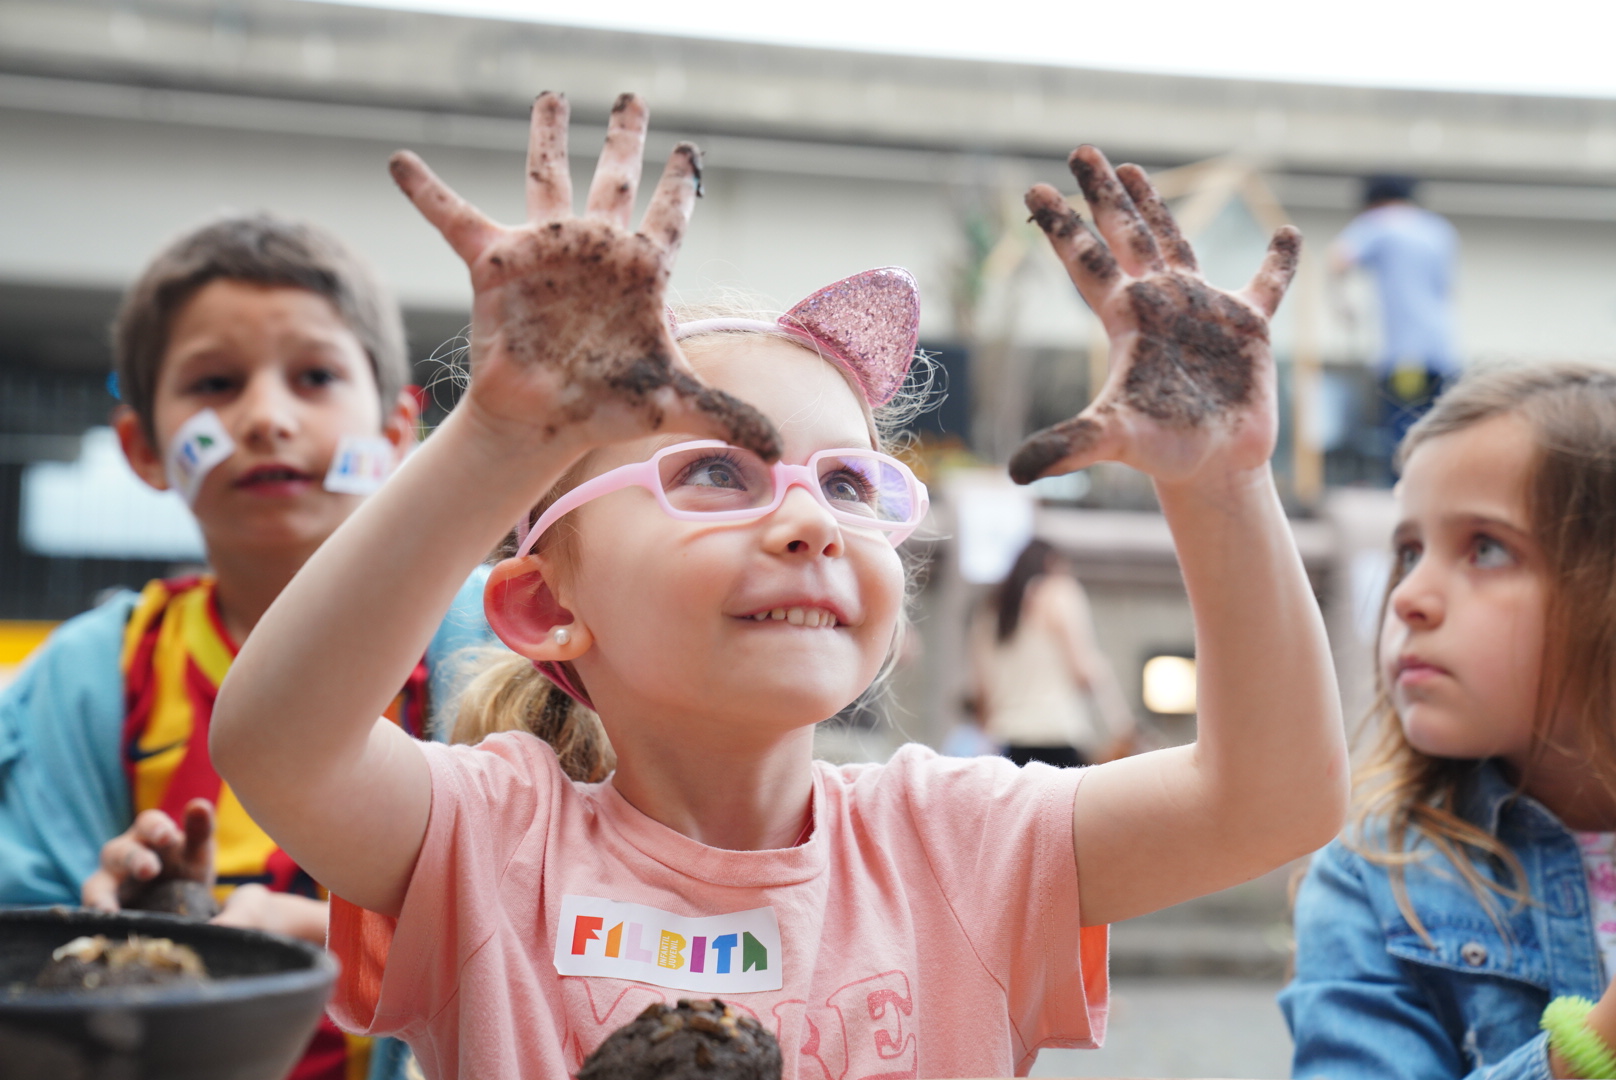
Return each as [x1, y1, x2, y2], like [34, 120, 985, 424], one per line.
[0, 621, 58, 688]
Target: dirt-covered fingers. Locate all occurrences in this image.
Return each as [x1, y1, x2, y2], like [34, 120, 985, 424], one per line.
[656, 369, 782, 463]
[1069, 146, 1164, 277]
[390, 151, 501, 266]
[639, 143, 703, 255]
[81, 869, 123, 912]
[525, 92, 573, 222]
[1008, 411, 1123, 485]
[1024, 184, 1119, 303]
[94, 829, 163, 895]
[1116, 164, 1198, 272]
[1242, 226, 1303, 317]
[585, 93, 650, 229]
[179, 797, 216, 872]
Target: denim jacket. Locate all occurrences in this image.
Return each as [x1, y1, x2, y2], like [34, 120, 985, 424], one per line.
[1280, 760, 1605, 1080]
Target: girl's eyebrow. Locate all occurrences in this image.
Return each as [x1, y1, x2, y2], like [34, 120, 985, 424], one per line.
[1442, 510, 1531, 536]
[1392, 511, 1532, 547]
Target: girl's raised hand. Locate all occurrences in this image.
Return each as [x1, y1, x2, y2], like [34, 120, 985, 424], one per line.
[1011, 146, 1300, 486]
[389, 92, 780, 461]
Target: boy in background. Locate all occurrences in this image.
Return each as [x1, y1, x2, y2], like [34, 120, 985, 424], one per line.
[0, 214, 491, 1080]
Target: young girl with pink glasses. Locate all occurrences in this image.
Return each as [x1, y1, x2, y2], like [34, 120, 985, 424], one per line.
[212, 92, 1347, 1079]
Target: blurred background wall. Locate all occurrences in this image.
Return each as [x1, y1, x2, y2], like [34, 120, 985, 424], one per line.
[3, 0, 1615, 731]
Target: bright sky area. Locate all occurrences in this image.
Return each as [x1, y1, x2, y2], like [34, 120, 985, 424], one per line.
[328, 0, 1616, 99]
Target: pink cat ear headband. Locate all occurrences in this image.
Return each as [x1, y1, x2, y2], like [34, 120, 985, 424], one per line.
[527, 266, 921, 712]
[673, 265, 920, 407]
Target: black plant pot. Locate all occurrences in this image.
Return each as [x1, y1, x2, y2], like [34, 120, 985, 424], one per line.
[0, 907, 336, 1080]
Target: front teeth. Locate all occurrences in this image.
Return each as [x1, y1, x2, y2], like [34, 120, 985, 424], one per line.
[750, 607, 838, 628]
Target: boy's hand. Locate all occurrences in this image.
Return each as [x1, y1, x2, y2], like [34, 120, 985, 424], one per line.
[82, 798, 215, 912]
[389, 92, 780, 462]
[1011, 146, 1300, 487]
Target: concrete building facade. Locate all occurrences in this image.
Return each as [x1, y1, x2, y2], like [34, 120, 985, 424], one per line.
[3, 0, 1613, 740]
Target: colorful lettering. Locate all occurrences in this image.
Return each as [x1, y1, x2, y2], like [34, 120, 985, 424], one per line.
[571, 916, 603, 956]
[712, 933, 738, 974]
[742, 931, 768, 973]
[691, 936, 706, 973]
[657, 930, 688, 970]
[624, 923, 655, 963]
[554, 896, 782, 992]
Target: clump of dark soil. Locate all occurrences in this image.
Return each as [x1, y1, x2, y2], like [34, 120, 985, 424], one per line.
[35, 935, 208, 992]
[577, 998, 781, 1080]
[128, 879, 220, 921]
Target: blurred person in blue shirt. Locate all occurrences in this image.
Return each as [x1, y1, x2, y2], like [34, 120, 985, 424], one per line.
[1332, 175, 1461, 464]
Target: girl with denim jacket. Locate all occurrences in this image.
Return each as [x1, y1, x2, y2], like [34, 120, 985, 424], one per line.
[1282, 364, 1616, 1080]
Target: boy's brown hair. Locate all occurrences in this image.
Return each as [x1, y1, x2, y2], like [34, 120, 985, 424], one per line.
[113, 213, 409, 442]
[1350, 362, 1616, 937]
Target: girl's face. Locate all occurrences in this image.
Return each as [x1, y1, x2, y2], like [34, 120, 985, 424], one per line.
[556, 336, 906, 737]
[1380, 413, 1547, 768]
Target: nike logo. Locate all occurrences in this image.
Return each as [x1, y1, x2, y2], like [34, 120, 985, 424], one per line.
[127, 738, 186, 763]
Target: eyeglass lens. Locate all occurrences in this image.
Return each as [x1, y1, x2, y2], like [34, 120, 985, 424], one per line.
[656, 446, 915, 523]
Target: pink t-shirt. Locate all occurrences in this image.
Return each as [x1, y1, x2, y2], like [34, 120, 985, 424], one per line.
[328, 733, 1108, 1080]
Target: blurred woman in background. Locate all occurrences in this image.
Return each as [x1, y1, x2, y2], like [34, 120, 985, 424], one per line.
[971, 539, 1136, 768]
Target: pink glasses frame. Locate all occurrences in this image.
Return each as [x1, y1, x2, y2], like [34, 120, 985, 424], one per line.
[516, 439, 929, 557]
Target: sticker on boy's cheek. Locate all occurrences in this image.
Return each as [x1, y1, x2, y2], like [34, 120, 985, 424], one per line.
[323, 435, 397, 495]
[165, 408, 236, 505]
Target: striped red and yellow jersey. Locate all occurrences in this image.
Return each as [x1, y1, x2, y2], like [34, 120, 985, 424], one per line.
[121, 575, 428, 1080]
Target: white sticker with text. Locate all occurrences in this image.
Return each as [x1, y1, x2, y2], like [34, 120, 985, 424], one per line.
[164, 408, 235, 505]
[323, 434, 396, 495]
[555, 895, 783, 993]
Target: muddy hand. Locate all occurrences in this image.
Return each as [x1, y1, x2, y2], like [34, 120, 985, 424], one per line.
[389, 92, 780, 461]
[1010, 146, 1300, 485]
[82, 799, 216, 912]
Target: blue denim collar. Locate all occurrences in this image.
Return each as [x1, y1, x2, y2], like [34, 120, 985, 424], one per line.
[1456, 757, 1577, 846]
[1455, 758, 1521, 836]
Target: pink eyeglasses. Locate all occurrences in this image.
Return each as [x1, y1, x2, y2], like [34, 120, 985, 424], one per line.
[516, 440, 930, 556]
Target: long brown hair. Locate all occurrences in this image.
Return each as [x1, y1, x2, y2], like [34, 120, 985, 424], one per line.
[448, 305, 933, 777]
[995, 539, 1059, 643]
[1350, 363, 1616, 935]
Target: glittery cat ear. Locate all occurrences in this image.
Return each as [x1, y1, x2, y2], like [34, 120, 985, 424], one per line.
[779, 267, 919, 407]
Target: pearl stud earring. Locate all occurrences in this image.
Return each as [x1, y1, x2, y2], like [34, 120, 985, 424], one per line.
[551, 626, 571, 647]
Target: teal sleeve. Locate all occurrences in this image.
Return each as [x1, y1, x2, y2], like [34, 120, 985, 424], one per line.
[423, 565, 502, 742]
[0, 594, 137, 907]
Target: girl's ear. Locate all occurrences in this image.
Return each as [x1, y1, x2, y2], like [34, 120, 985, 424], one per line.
[114, 405, 169, 491]
[483, 556, 593, 662]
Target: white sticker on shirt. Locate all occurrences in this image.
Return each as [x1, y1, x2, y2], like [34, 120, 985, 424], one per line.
[165, 408, 236, 505]
[323, 434, 396, 495]
[556, 896, 783, 993]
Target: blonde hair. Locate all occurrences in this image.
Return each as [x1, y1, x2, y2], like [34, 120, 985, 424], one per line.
[448, 298, 936, 775]
[1349, 362, 1616, 937]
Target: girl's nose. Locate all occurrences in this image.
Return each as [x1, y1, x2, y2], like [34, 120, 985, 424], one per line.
[234, 373, 299, 447]
[1389, 560, 1444, 629]
[763, 484, 845, 558]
